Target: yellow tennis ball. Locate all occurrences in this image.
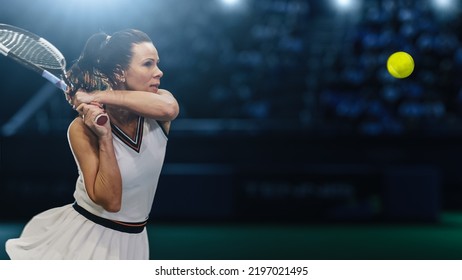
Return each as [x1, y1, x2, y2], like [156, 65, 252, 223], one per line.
[387, 51, 415, 79]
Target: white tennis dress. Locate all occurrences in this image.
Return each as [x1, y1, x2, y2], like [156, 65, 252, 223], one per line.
[5, 116, 168, 259]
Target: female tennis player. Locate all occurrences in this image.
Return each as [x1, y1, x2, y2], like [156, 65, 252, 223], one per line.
[5, 28, 179, 259]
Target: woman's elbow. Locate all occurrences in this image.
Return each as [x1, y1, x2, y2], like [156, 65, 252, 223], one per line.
[102, 201, 121, 213]
[163, 101, 179, 121]
[93, 196, 121, 213]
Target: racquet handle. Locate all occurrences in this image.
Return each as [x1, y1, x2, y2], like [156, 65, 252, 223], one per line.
[95, 114, 108, 126]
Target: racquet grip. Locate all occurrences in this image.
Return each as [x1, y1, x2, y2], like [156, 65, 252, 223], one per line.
[95, 114, 108, 125]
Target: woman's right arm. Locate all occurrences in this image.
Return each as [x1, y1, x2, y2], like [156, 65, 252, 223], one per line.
[68, 105, 122, 212]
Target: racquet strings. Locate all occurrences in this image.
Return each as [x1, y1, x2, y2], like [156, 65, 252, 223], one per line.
[0, 28, 65, 71]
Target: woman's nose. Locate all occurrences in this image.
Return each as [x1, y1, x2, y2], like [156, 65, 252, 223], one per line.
[155, 68, 163, 78]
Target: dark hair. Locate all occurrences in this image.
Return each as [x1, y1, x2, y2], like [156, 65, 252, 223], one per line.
[67, 29, 152, 95]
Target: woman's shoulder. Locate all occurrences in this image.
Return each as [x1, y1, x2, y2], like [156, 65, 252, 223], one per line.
[68, 117, 98, 144]
[68, 117, 85, 134]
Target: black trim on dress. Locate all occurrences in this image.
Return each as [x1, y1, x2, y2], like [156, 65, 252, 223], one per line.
[73, 203, 147, 234]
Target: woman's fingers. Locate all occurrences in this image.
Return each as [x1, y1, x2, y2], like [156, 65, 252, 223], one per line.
[78, 103, 106, 123]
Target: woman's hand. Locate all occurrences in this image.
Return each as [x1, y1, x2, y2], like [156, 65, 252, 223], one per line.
[72, 90, 99, 109]
[76, 102, 110, 137]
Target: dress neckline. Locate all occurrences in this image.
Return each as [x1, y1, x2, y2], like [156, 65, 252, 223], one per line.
[110, 116, 144, 153]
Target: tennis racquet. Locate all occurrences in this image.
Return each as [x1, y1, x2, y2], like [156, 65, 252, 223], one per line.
[0, 23, 108, 125]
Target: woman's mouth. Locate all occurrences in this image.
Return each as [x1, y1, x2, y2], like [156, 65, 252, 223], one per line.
[149, 84, 159, 92]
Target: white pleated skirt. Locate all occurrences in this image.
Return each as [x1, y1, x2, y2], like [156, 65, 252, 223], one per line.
[5, 204, 149, 260]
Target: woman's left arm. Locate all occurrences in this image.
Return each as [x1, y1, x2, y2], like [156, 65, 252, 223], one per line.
[74, 89, 179, 121]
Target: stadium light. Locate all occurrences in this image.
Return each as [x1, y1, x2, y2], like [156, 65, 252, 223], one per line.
[431, 0, 460, 17]
[221, 0, 240, 6]
[218, 0, 247, 12]
[433, 0, 455, 9]
[337, 0, 352, 9]
[331, 0, 361, 12]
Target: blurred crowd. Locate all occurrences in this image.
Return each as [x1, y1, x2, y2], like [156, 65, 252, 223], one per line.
[168, 0, 462, 136]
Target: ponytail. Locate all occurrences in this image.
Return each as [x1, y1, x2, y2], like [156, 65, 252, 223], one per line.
[66, 33, 111, 96]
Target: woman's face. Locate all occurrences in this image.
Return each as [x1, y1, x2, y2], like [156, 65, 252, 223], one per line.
[124, 42, 163, 93]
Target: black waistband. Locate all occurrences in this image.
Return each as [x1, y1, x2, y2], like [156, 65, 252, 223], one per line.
[73, 203, 147, 234]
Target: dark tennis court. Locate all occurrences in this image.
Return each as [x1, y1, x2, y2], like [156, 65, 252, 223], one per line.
[2, 212, 462, 260]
